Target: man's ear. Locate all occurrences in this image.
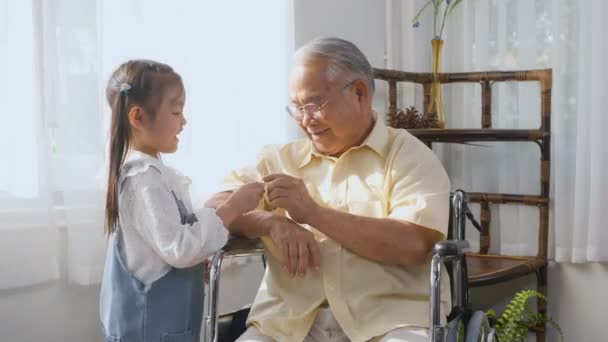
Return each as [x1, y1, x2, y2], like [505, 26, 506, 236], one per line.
[128, 106, 145, 130]
[353, 79, 372, 107]
[352, 79, 370, 103]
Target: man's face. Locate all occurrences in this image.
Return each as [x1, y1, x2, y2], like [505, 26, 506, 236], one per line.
[288, 58, 370, 157]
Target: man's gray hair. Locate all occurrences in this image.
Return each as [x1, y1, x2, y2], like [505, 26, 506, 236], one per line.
[294, 37, 375, 93]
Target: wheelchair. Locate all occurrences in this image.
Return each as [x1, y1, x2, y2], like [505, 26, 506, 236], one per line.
[203, 190, 496, 342]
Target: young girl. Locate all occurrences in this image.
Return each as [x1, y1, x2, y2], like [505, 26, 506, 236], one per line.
[99, 60, 264, 341]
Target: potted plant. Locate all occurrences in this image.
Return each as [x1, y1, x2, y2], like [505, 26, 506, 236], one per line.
[486, 289, 563, 341]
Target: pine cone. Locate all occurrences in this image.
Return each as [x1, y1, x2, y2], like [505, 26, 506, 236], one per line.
[420, 111, 440, 128]
[387, 106, 441, 129]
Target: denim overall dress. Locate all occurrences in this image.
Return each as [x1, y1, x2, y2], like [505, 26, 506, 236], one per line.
[100, 189, 205, 341]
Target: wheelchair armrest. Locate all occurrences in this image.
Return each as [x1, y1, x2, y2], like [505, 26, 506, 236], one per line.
[430, 239, 471, 341]
[433, 239, 471, 260]
[223, 236, 265, 257]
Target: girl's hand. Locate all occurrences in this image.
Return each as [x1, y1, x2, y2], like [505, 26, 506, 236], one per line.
[229, 182, 266, 213]
[216, 182, 264, 226]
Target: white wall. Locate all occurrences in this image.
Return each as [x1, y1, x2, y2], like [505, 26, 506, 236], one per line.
[293, 0, 386, 66]
[545, 263, 607, 341]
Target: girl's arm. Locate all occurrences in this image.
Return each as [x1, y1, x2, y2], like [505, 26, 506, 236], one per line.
[121, 170, 228, 268]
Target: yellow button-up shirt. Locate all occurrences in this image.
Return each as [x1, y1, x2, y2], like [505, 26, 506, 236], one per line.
[221, 118, 451, 342]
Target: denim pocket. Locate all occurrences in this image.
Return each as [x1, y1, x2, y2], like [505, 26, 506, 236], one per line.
[102, 326, 121, 342]
[161, 330, 195, 342]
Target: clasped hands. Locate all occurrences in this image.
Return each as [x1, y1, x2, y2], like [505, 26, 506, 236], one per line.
[262, 173, 322, 278]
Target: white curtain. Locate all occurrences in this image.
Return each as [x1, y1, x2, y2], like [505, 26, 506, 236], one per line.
[0, 0, 289, 300]
[396, 0, 607, 263]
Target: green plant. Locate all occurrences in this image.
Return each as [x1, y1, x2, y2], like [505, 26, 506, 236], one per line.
[412, 0, 463, 40]
[486, 289, 563, 342]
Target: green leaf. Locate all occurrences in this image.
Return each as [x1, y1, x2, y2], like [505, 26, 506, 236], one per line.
[493, 289, 562, 342]
[486, 308, 497, 319]
[457, 320, 465, 342]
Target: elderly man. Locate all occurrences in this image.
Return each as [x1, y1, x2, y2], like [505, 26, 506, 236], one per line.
[209, 37, 451, 342]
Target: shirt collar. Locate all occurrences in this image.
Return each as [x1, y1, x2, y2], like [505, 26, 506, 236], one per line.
[297, 111, 390, 169]
[360, 111, 390, 158]
[124, 149, 162, 165]
[296, 143, 314, 168]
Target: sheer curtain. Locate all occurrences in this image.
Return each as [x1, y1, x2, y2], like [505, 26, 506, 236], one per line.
[1, 0, 290, 289]
[397, 0, 607, 263]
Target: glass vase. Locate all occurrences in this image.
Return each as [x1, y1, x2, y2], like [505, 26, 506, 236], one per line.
[428, 39, 446, 128]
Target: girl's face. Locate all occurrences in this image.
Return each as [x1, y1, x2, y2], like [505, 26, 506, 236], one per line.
[133, 84, 186, 157]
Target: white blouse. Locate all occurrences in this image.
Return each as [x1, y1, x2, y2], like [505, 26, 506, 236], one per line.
[116, 150, 228, 285]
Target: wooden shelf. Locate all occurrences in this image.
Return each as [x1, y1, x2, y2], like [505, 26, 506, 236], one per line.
[466, 253, 547, 287]
[408, 128, 548, 143]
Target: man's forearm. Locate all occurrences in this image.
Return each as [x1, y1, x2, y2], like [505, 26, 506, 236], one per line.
[308, 206, 443, 266]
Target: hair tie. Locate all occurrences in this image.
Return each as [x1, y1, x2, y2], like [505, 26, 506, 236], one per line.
[119, 83, 131, 93]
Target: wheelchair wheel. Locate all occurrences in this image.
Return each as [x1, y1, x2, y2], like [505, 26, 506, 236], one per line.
[465, 311, 492, 342]
[445, 314, 465, 342]
[486, 328, 497, 342]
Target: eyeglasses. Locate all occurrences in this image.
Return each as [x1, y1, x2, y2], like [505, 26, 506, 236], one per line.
[285, 80, 356, 122]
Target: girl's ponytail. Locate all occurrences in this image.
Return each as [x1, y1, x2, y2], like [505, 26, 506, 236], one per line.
[104, 86, 131, 235]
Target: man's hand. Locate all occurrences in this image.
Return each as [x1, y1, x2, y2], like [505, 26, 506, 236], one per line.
[263, 173, 320, 224]
[266, 215, 321, 277]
